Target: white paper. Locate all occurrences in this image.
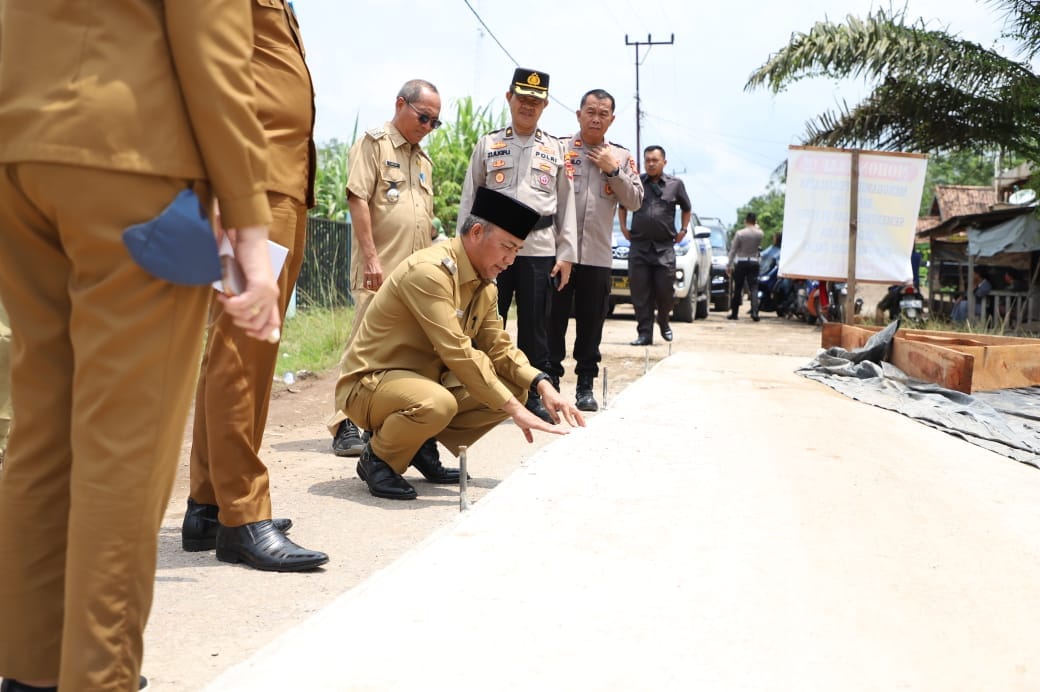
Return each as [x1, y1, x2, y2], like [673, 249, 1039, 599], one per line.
[211, 236, 289, 293]
[780, 146, 928, 283]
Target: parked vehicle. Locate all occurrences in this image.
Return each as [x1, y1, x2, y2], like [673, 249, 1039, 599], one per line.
[806, 280, 863, 323]
[698, 216, 731, 312]
[609, 213, 711, 322]
[756, 261, 793, 316]
[877, 284, 926, 325]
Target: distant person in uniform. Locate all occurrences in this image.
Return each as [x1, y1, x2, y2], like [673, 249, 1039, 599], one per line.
[339, 187, 586, 501]
[327, 79, 441, 462]
[0, 1, 279, 689]
[549, 89, 643, 411]
[727, 212, 765, 321]
[457, 67, 578, 424]
[181, 0, 328, 573]
[619, 145, 691, 345]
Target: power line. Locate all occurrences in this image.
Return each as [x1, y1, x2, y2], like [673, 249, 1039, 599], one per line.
[463, 0, 570, 111]
[463, 0, 521, 66]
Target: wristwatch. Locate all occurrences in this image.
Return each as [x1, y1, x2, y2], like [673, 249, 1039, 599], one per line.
[531, 372, 552, 389]
[605, 166, 620, 178]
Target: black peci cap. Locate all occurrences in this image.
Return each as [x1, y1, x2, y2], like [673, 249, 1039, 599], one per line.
[511, 68, 549, 100]
[471, 187, 540, 240]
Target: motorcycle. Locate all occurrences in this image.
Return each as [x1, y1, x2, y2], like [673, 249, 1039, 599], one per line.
[806, 280, 863, 324]
[757, 264, 799, 317]
[877, 284, 926, 325]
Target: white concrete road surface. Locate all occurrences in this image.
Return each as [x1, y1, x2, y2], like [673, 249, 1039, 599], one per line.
[205, 351, 1040, 692]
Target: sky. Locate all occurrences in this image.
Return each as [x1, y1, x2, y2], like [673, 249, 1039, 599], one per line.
[293, 1, 1014, 225]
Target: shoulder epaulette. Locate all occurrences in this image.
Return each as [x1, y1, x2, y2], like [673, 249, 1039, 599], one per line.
[608, 140, 630, 151]
[440, 256, 458, 275]
[365, 126, 386, 139]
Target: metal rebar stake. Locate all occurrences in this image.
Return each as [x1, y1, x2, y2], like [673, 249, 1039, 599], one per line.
[668, 339, 673, 357]
[602, 366, 609, 410]
[644, 345, 649, 374]
[458, 445, 469, 511]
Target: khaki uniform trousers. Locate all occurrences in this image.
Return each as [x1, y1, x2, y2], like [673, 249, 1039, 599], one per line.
[188, 192, 307, 527]
[343, 370, 519, 474]
[324, 286, 374, 436]
[0, 163, 211, 690]
[0, 299, 10, 452]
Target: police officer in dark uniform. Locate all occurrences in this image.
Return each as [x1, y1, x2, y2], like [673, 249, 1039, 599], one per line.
[619, 145, 692, 345]
[457, 68, 578, 423]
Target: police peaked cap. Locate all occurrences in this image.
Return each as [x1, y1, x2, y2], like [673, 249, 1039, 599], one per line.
[471, 187, 540, 240]
[511, 67, 549, 100]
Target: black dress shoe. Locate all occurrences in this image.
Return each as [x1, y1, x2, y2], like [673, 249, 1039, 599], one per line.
[181, 498, 293, 552]
[216, 520, 328, 572]
[726, 314, 738, 320]
[659, 325, 673, 341]
[524, 388, 555, 424]
[575, 388, 599, 412]
[751, 312, 761, 322]
[356, 444, 417, 500]
[629, 335, 652, 346]
[410, 438, 461, 483]
[1, 680, 57, 691]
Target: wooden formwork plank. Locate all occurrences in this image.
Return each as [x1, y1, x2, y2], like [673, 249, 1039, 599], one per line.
[819, 323, 1040, 393]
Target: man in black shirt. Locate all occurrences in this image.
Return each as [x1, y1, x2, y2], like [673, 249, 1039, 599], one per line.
[618, 145, 691, 345]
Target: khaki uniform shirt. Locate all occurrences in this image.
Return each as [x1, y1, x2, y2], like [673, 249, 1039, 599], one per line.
[728, 225, 764, 266]
[339, 237, 541, 410]
[457, 126, 578, 261]
[562, 136, 643, 268]
[0, 0, 271, 229]
[347, 122, 434, 289]
[253, 0, 316, 206]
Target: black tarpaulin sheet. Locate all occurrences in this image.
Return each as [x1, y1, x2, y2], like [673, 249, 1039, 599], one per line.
[798, 321, 1040, 468]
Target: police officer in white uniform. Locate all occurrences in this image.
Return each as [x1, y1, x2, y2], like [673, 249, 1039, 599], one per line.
[457, 67, 578, 423]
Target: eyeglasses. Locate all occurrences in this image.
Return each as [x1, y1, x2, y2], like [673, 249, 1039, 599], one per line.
[405, 100, 442, 129]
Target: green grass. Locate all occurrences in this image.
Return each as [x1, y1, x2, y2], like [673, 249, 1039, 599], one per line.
[277, 305, 354, 375]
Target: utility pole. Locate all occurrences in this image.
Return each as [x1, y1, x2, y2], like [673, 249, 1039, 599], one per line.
[625, 33, 674, 172]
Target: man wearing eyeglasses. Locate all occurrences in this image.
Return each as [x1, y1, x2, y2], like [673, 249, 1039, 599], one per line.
[457, 68, 578, 424]
[327, 80, 458, 485]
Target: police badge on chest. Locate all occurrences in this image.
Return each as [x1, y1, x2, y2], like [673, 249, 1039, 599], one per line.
[386, 181, 400, 203]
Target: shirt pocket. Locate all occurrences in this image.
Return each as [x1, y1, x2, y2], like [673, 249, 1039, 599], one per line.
[528, 157, 558, 195]
[485, 156, 516, 191]
[381, 164, 405, 202]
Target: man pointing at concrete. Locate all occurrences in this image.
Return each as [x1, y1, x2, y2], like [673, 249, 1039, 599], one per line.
[335, 187, 586, 501]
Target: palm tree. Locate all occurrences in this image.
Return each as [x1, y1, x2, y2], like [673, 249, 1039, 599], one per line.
[744, 4, 1040, 161]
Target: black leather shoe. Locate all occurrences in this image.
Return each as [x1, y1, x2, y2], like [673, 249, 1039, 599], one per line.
[332, 419, 365, 457]
[182, 498, 292, 552]
[216, 520, 328, 572]
[356, 445, 417, 500]
[751, 312, 761, 322]
[659, 325, 673, 341]
[525, 388, 555, 424]
[410, 438, 461, 484]
[575, 388, 598, 412]
[1, 680, 57, 691]
[726, 314, 738, 320]
[629, 335, 652, 346]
